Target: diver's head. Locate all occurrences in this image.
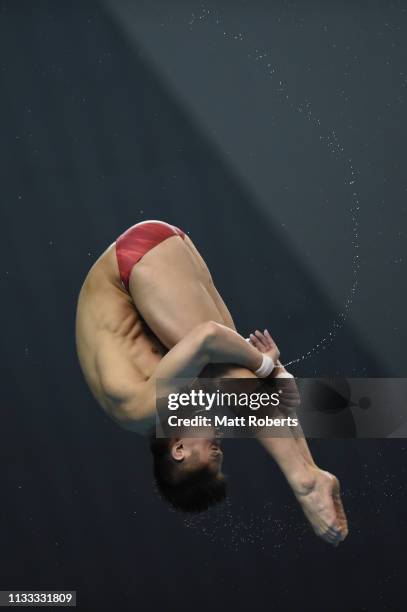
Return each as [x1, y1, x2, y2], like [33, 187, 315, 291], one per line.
[150, 436, 226, 512]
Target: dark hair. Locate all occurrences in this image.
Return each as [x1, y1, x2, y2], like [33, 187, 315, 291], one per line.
[149, 437, 227, 513]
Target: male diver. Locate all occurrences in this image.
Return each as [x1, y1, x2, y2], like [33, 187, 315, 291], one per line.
[75, 220, 348, 545]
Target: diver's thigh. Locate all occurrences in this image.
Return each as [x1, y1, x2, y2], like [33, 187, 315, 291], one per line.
[128, 236, 224, 348]
[206, 282, 236, 331]
[183, 235, 236, 331]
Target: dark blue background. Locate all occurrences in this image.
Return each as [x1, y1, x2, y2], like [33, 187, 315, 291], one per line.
[0, 2, 406, 610]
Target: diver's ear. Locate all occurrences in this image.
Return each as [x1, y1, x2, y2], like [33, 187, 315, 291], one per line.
[170, 439, 185, 462]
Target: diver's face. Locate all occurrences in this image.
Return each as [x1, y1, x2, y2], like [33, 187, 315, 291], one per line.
[170, 437, 223, 474]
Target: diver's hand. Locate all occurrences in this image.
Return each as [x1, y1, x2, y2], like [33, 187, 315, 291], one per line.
[271, 360, 301, 415]
[248, 329, 280, 364]
[249, 331, 300, 413]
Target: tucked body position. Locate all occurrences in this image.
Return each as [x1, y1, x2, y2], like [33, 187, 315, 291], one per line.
[75, 219, 348, 545]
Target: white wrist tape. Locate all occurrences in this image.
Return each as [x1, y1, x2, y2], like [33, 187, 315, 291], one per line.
[254, 354, 275, 378]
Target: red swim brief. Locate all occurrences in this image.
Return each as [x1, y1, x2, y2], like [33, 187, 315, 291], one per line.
[115, 220, 186, 292]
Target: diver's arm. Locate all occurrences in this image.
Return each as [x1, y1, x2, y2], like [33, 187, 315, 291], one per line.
[118, 321, 270, 422]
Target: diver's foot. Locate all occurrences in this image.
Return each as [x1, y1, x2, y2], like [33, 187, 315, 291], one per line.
[293, 467, 348, 546]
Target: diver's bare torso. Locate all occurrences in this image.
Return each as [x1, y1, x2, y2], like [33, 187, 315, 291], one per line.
[75, 243, 166, 422]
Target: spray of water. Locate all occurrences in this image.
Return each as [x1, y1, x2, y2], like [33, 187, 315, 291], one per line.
[188, 5, 361, 367]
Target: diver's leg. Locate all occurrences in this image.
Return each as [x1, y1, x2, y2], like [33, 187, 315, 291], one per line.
[129, 235, 234, 348]
[258, 434, 348, 544]
[182, 234, 237, 331]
